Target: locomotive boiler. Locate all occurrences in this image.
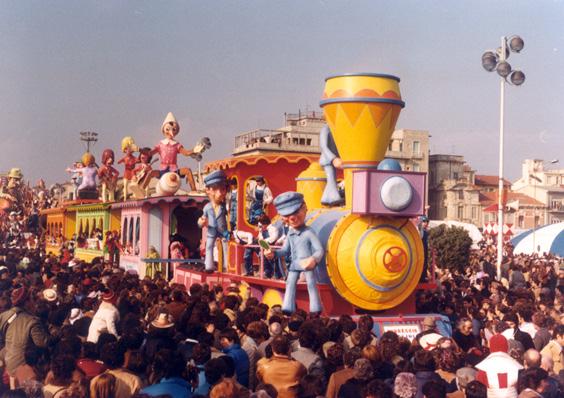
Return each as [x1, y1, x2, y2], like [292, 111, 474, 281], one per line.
[297, 73, 427, 312]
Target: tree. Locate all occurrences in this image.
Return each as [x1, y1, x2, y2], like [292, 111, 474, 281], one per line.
[428, 224, 473, 273]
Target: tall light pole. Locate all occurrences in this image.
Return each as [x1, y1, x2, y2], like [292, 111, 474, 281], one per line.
[482, 35, 525, 280]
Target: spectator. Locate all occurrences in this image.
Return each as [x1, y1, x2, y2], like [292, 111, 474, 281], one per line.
[91, 341, 143, 398]
[42, 354, 77, 398]
[141, 349, 192, 398]
[464, 381, 487, 398]
[326, 347, 360, 398]
[87, 290, 120, 343]
[256, 335, 306, 398]
[291, 324, 323, 375]
[476, 334, 523, 398]
[337, 358, 374, 398]
[220, 327, 250, 388]
[452, 318, 478, 352]
[540, 324, 564, 375]
[0, 285, 51, 389]
[90, 372, 116, 398]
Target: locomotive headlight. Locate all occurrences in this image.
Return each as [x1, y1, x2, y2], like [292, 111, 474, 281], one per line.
[380, 176, 413, 211]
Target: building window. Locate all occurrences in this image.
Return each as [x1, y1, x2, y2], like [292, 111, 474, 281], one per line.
[534, 215, 540, 227]
[457, 206, 464, 219]
[388, 141, 393, 151]
[471, 206, 477, 219]
[518, 215, 524, 228]
[413, 141, 420, 155]
[458, 191, 464, 200]
[398, 142, 403, 152]
[413, 163, 420, 172]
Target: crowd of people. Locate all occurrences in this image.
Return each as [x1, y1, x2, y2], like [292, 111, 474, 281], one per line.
[0, 236, 562, 398]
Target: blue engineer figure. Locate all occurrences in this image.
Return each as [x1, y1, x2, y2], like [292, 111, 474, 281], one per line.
[265, 192, 324, 315]
[319, 125, 344, 206]
[198, 170, 229, 273]
[243, 214, 280, 278]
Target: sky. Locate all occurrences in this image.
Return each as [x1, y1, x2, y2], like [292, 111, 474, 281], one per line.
[1, 0, 563, 186]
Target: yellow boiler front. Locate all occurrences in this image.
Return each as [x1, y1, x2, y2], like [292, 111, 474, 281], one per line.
[326, 214, 423, 311]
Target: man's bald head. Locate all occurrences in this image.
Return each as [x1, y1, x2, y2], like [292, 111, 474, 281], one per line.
[523, 348, 541, 369]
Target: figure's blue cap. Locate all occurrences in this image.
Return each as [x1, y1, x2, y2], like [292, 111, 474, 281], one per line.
[377, 158, 402, 171]
[274, 191, 305, 216]
[204, 170, 227, 187]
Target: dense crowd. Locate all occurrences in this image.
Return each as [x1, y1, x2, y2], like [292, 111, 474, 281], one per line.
[0, 239, 562, 398]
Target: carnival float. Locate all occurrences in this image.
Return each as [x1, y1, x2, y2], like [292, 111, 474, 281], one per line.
[37, 73, 439, 326]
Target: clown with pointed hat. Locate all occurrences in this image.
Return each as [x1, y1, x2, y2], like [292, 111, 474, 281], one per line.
[149, 112, 208, 191]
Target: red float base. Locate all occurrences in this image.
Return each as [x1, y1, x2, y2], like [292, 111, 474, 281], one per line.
[174, 265, 437, 317]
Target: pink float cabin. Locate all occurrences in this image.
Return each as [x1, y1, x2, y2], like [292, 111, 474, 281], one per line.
[111, 194, 207, 277]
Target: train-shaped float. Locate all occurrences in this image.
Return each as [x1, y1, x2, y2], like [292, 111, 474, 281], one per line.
[41, 73, 436, 317]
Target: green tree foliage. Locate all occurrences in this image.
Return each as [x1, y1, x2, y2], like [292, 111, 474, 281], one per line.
[428, 224, 473, 273]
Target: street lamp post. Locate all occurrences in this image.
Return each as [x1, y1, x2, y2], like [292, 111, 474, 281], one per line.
[482, 35, 525, 280]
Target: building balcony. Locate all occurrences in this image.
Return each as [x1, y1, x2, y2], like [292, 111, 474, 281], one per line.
[233, 129, 320, 155]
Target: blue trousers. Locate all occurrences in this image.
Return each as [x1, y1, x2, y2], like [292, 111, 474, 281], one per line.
[282, 270, 322, 314]
[205, 236, 228, 272]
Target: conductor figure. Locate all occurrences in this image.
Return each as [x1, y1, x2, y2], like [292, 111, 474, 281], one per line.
[198, 170, 229, 273]
[265, 191, 323, 315]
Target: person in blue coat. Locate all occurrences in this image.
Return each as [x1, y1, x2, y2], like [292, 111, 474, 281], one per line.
[198, 170, 229, 273]
[140, 350, 192, 398]
[319, 125, 344, 206]
[265, 191, 324, 315]
[219, 328, 250, 388]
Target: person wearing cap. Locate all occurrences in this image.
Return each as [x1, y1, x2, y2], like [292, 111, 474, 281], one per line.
[198, 169, 229, 272]
[246, 175, 273, 225]
[475, 334, 523, 398]
[319, 125, 344, 206]
[0, 285, 52, 388]
[265, 191, 324, 314]
[87, 290, 120, 343]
